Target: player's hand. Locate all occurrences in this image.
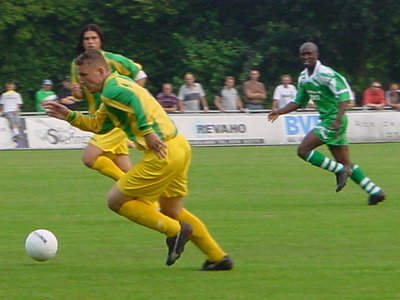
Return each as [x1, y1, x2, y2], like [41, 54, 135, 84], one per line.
[144, 132, 167, 159]
[70, 83, 83, 98]
[331, 119, 340, 131]
[331, 119, 341, 138]
[268, 110, 279, 122]
[60, 97, 75, 105]
[70, 83, 81, 93]
[42, 101, 71, 120]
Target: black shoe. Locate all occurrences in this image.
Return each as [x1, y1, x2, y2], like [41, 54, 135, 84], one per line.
[336, 167, 350, 192]
[200, 256, 234, 271]
[165, 222, 192, 266]
[12, 135, 19, 142]
[368, 191, 385, 205]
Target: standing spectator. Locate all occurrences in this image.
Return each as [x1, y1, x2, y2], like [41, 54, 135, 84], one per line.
[272, 74, 297, 110]
[156, 83, 179, 113]
[178, 73, 209, 112]
[385, 83, 400, 111]
[57, 76, 82, 110]
[0, 82, 23, 141]
[35, 79, 57, 112]
[242, 69, 267, 110]
[214, 76, 244, 112]
[362, 81, 386, 110]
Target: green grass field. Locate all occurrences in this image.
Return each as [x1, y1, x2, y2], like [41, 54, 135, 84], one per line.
[0, 144, 399, 300]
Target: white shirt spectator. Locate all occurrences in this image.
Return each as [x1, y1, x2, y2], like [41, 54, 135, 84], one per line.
[273, 84, 297, 109]
[178, 82, 205, 111]
[0, 90, 23, 112]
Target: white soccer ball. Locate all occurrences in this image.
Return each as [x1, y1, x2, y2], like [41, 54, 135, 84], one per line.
[25, 229, 58, 261]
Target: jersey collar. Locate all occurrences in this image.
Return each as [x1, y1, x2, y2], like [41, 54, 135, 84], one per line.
[304, 60, 321, 79]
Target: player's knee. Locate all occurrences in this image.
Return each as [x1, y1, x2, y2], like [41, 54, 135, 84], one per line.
[160, 207, 179, 218]
[81, 154, 96, 168]
[297, 147, 308, 160]
[159, 197, 184, 218]
[107, 197, 121, 212]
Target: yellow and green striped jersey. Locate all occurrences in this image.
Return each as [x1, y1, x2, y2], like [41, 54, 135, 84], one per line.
[70, 50, 142, 114]
[67, 72, 177, 150]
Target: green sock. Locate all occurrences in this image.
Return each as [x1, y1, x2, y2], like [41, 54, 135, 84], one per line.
[350, 165, 382, 195]
[305, 150, 344, 174]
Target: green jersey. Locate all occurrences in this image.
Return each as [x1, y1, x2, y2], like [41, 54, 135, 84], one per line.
[70, 50, 142, 114]
[295, 60, 353, 127]
[35, 89, 57, 112]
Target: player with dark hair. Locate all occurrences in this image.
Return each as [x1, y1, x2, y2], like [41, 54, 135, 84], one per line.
[268, 42, 385, 205]
[70, 23, 146, 181]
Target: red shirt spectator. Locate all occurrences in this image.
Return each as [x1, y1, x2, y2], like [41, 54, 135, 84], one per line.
[362, 81, 386, 110]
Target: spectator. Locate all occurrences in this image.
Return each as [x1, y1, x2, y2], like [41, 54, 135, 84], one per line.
[57, 76, 82, 110]
[242, 69, 266, 110]
[214, 76, 244, 112]
[385, 83, 400, 111]
[178, 73, 209, 112]
[272, 74, 297, 110]
[362, 81, 386, 110]
[35, 79, 57, 112]
[156, 83, 179, 113]
[0, 82, 23, 141]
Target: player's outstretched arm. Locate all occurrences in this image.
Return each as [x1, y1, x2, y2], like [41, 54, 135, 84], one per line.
[268, 102, 300, 122]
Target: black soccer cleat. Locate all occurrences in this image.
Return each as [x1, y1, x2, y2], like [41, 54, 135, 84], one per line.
[368, 191, 386, 205]
[200, 256, 234, 271]
[165, 221, 192, 266]
[335, 167, 350, 192]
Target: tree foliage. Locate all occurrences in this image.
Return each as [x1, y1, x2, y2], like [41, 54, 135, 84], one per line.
[0, 0, 399, 110]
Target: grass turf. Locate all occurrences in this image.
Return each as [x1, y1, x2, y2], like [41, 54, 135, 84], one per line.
[0, 144, 399, 300]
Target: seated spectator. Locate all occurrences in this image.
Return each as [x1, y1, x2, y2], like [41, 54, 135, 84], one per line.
[385, 83, 400, 111]
[35, 79, 57, 112]
[362, 81, 386, 110]
[57, 76, 83, 110]
[272, 74, 296, 110]
[214, 76, 244, 112]
[242, 69, 266, 110]
[156, 83, 179, 113]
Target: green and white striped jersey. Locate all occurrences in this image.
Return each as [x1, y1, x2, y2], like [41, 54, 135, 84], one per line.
[295, 60, 354, 127]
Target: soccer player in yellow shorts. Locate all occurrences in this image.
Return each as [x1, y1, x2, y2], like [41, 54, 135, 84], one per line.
[44, 49, 233, 270]
[70, 23, 147, 181]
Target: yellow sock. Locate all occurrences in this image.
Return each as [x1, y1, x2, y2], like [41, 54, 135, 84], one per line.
[118, 200, 180, 237]
[91, 156, 125, 181]
[176, 209, 226, 261]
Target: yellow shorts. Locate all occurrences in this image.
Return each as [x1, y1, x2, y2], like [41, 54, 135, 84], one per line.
[89, 127, 129, 155]
[117, 134, 191, 202]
